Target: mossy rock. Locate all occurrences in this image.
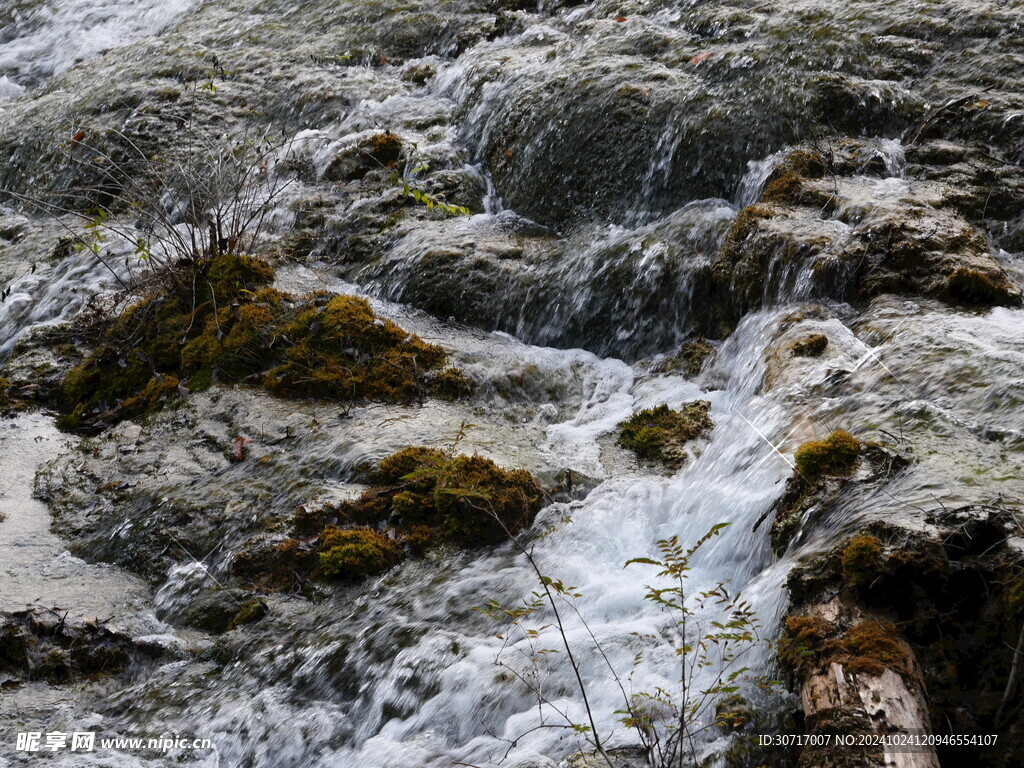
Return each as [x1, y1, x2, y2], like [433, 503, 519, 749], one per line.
[317, 526, 403, 580]
[227, 598, 268, 631]
[826, 619, 913, 678]
[767, 474, 824, 555]
[794, 430, 860, 479]
[0, 376, 32, 415]
[56, 252, 460, 431]
[428, 367, 475, 400]
[243, 446, 545, 592]
[231, 536, 318, 592]
[840, 534, 883, 590]
[322, 131, 403, 182]
[618, 401, 713, 470]
[782, 613, 911, 679]
[350, 446, 546, 546]
[947, 266, 1022, 306]
[0, 609, 142, 683]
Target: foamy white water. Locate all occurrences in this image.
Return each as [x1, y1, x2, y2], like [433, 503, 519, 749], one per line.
[0, 0, 195, 101]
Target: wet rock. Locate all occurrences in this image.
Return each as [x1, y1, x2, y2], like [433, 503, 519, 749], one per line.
[321, 131, 403, 182]
[0, 212, 28, 242]
[565, 747, 648, 768]
[0, 608, 165, 683]
[761, 434, 915, 556]
[54, 252, 464, 432]
[649, 339, 715, 377]
[790, 333, 829, 357]
[709, 146, 1022, 332]
[161, 588, 252, 635]
[227, 598, 269, 630]
[361, 200, 730, 359]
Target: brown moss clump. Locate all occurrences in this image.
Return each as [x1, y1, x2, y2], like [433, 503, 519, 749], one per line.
[353, 446, 546, 546]
[259, 293, 447, 402]
[782, 614, 911, 679]
[782, 149, 828, 179]
[760, 170, 805, 205]
[231, 536, 317, 591]
[780, 614, 835, 674]
[717, 204, 776, 268]
[367, 131, 402, 168]
[790, 333, 828, 357]
[618, 401, 713, 470]
[760, 150, 827, 205]
[56, 252, 458, 431]
[947, 266, 1021, 306]
[841, 534, 884, 591]
[826, 619, 911, 677]
[245, 446, 547, 593]
[794, 430, 860, 479]
[317, 526, 403, 579]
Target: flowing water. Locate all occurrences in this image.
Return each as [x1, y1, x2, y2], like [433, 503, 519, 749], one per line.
[2, 1, 1024, 767]
[0, 0, 195, 102]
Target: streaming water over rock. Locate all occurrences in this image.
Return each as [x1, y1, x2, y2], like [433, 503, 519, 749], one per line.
[0, 0, 196, 102]
[2, 0, 1024, 766]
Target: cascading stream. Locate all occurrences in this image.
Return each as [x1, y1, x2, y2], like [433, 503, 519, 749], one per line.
[3, 0, 1024, 766]
[0, 0, 196, 102]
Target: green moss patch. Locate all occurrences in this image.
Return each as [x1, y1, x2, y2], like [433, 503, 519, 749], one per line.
[227, 598, 268, 630]
[235, 446, 546, 590]
[318, 526, 403, 579]
[56, 252, 464, 431]
[344, 446, 546, 546]
[840, 534, 883, 590]
[794, 429, 860, 479]
[618, 401, 713, 470]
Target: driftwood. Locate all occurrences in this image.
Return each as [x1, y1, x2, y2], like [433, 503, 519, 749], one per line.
[797, 600, 939, 768]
